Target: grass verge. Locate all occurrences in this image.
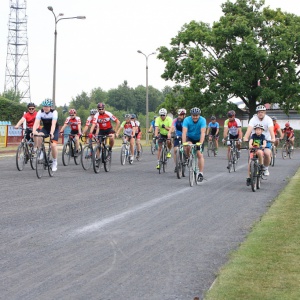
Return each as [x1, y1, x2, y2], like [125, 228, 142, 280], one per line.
[205, 169, 300, 300]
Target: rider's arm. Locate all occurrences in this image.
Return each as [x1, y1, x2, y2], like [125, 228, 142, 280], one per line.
[269, 126, 275, 142]
[60, 124, 66, 133]
[243, 125, 253, 141]
[182, 127, 187, 144]
[200, 127, 206, 144]
[249, 138, 253, 149]
[32, 115, 40, 134]
[238, 127, 243, 140]
[114, 119, 120, 133]
[206, 126, 210, 136]
[15, 117, 26, 128]
[50, 119, 57, 136]
[262, 139, 267, 149]
[223, 127, 228, 139]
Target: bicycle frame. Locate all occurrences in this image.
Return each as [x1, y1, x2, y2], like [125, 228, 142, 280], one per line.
[158, 138, 170, 174]
[184, 143, 201, 187]
[227, 139, 239, 173]
[35, 134, 53, 179]
[92, 135, 111, 173]
[249, 148, 265, 192]
[16, 131, 35, 171]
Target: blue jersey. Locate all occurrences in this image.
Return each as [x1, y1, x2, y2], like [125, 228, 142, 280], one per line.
[183, 116, 206, 141]
[172, 118, 184, 137]
[208, 121, 219, 135]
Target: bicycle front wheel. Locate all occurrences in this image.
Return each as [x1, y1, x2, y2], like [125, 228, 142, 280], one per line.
[228, 151, 233, 173]
[29, 146, 36, 170]
[207, 141, 213, 157]
[136, 144, 143, 161]
[176, 148, 182, 179]
[271, 146, 275, 167]
[151, 141, 156, 155]
[47, 149, 54, 177]
[81, 145, 93, 170]
[281, 144, 287, 159]
[120, 144, 127, 165]
[250, 161, 257, 192]
[189, 155, 195, 187]
[16, 144, 26, 171]
[103, 147, 111, 172]
[92, 145, 102, 173]
[36, 148, 46, 179]
[74, 142, 82, 165]
[232, 153, 236, 172]
[62, 142, 71, 166]
[162, 147, 167, 173]
[289, 146, 293, 159]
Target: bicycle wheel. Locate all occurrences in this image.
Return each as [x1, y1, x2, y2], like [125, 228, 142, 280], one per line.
[207, 141, 213, 157]
[47, 148, 54, 177]
[181, 151, 186, 177]
[250, 161, 257, 192]
[176, 148, 182, 179]
[103, 147, 111, 172]
[29, 146, 36, 170]
[74, 142, 82, 165]
[232, 153, 236, 172]
[228, 151, 233, 173]
[257, 167, 261, 189]
[158, 147, 164, 174]
[92, 145, 102, 173]
[288, 145, 293, 159]
[62, 142, 71, 166]
[120, 144, 127, 165]
[189, 155, 195, 187]
[81, 145, 93, 170]
[281, 144, 287, 159]
[36, 148, 46, 179]
[162, 147, 167, 173]
[270, 145, 275, 167]
[16, 143, 26, 171]
[136, 144, 143, 161]
[151, 141, 156, 155]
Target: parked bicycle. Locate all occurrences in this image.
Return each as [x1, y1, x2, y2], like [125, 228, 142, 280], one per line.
[185, 143, 202, 187]
[207, 135, 217, 157]
[34, 134, 54, 179]
[175, 137, 187, 179]
[16, 129, 36, 171]
[157, 137, 170, 174]
[227, 139, 239, 173]
[249, 148, 266, 192]
[120, 134, 133, 165]
[92, 134, 111, 173]
[80, 135, 97, 170]
[282, 139, 293, 159]
[62, 134, 83, 166]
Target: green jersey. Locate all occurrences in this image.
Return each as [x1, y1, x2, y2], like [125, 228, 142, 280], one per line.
[155, 116, 173, 135]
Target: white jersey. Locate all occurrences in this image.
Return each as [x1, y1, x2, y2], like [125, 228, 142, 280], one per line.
[248, 114, 273, 140]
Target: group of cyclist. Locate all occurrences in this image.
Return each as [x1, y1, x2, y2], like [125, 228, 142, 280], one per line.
[15, 100, 296, 183]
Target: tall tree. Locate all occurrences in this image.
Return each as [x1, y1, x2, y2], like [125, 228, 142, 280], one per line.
[157, 0, 300, 117]
[90, 87, 108, 106]
[69, 91, 90, 110]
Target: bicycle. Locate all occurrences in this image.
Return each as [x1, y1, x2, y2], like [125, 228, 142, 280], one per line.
[157, 137, 170, 174]
[34, 134, 54, 179]
[207, 135, 217, 157]
[92, 134, 111, 173]
[80, 135, 97, 170]
[185, 143, 202, 187]
[282, 139, 294, 159]
[62, 134, 83, 166]
[134, 141, 143, 161]
[120, 135, 133, 165]
[16, 129, 36, 171]
[150, 133, 157, 155]
[249, 148, 265, 192]
[270, 139, 278, 167]
[175, 137, 187, 179]
[227, 139, 239, 173]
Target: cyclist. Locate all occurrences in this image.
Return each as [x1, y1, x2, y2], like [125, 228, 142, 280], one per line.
[169, 108, 186, 172]
[32, 99, 59, 171]
[243, 105, 275, 176]
[282, 122, 295, 150]
[148, 116, 157, 134]
[116, 114, 136, 163]
[246, 124, 267, 186]
[88, 102, 120, 161]
[154, 108, 173, 169]
[223, 110, 243, 164]
[206, 115, 220, 155]
[182, 107, 206, 182]
[14, 102, 38, 151]
[131, 114, 142, 159]
[271, 116, 283, 150]
[59, 109, 82, 156]
[82, 109, 99, 138]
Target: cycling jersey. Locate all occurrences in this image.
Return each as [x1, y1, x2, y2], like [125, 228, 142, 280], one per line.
[64, 116, 81, 131]
[273, 122, 281, 136]
[120, 120, 136, 136]
[248, 114, 273, 140]
[172, 117, 184, 137]
[23, 111, 37, 128]
[155, 116, 173, 135]
[282, 127, 294, 138]
[207, 121, 219, 135]
[36, 109, 59, 131]
[182, 116, 206, 141]
[224, 118, 241, 136]
[92, 111, 118, 130]
[250, 133, 266, 148]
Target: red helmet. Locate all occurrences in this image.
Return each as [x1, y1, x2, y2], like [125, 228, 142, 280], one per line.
[227, 110, 235, 117]
[97, 102, 105, 109]
[69, 109, 76, 115]
[285, 122, 290, 127]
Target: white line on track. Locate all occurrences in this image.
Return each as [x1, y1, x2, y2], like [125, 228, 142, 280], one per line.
[72, 162, 248, 236]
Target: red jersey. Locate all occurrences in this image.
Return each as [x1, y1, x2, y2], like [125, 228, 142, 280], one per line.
[92, 111, 118, 130]
[64, 116, 81, 131]
[282, 127, 294, 138]
[23, 111, 37, 128]
[273, 122, 281, 135]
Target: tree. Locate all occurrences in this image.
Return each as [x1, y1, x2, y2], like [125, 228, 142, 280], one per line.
[69, 91, 90, 110]
[157, 0, 300, 117]
[1, 88, 22, 103]
[90, 87, 108, 106]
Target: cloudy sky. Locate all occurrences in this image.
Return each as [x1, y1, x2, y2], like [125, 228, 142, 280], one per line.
[0, 0, 299, 107]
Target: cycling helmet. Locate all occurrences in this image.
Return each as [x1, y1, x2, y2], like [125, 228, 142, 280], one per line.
[69, 109, 76, 115]
[41, 99, 53, 107]
[97, 102, 105, 109]
[27, 102, 36, 108]
[256, 105, 266, 111]
[190, 107, 201, 115]
[90, 109, 97, 115]
[210, 115, 216, 120]
[131, 114, 137, 119]
[285, 122, 290, 127]
[254, 123, 264, 130]
[125, 114, 131, 119]
[271, 116, 277, 120]
[159, 108, 167, 116]
[178, 108, 186, 115]
[227, 110, 235, 117]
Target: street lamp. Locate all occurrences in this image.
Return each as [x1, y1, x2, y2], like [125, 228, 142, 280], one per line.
[48, 6, 86, 108]
[137, 50, 156, 144]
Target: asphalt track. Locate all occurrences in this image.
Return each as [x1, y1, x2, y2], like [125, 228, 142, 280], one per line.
[1, 147, 299, 299]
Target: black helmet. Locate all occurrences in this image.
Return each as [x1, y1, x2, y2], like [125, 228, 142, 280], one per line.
[27, 102, 36, 108]
[210, 116, 216, 120]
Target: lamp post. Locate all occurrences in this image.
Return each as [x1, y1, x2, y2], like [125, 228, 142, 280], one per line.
[137, 50, 156, 144]
[48, 6, 86, 108]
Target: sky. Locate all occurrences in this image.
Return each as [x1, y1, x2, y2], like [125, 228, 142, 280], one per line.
[0, 0, 299, 108]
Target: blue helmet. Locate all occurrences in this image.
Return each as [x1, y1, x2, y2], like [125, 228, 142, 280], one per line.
[131, 114, 136, 119]
[42, 99, 53, 107]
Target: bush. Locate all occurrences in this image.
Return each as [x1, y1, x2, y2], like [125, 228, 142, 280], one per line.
[0, 97, 27, 124]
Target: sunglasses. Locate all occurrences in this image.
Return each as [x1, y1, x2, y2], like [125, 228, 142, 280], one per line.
[70, 115, 75, 117]
[98, 108, 104, 111]
[28, 108, 35, 110]
[160, 115, 166, 117]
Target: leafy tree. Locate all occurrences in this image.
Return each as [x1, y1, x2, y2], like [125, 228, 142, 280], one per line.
[157, 0, 300, 117]
[1, 88, 22, 103]
[90, 87, 108, 106]
[0, 96, 27, 123]
[69, 91, 90, 110]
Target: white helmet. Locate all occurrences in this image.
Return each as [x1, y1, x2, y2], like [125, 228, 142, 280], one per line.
[254, 123, 264, 130]
[159, 108, 167, 116]
[178, 108, 186, 115]
[256, 105, 266, 111]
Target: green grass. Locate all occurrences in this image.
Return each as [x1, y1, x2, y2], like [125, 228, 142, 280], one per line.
[205, 169, 300, 300]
